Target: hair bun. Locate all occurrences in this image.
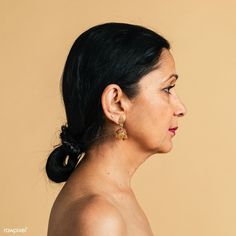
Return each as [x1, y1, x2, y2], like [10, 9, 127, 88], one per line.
[45, 125, 83, 183]
[46, 145, 79, 183]
[60, 125, 82, 156]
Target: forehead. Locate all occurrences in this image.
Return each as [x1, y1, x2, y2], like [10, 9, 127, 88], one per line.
[155, 48, 175, 71]
[139, 49, 177, 87]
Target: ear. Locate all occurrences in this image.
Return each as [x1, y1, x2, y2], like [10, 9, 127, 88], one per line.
[101, 84, 130, 124]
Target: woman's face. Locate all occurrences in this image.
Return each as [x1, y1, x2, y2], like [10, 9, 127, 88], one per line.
[126, 48, 187, 154]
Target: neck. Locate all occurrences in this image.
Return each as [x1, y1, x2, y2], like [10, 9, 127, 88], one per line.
[74, 138, 153, 191]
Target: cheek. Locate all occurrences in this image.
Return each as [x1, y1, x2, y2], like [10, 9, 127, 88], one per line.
[146, 100, 172, 131]
[126, 96, 172, 139]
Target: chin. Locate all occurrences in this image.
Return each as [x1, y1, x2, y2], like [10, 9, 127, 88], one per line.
[155, 143, 173, 154]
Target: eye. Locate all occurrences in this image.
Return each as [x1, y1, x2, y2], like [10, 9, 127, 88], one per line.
[163, 84, 175, 94]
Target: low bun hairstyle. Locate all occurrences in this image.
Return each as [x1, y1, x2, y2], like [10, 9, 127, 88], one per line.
[45, 22, 170, 183]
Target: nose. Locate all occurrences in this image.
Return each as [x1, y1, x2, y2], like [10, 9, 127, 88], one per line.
[173, 97, 187, 117]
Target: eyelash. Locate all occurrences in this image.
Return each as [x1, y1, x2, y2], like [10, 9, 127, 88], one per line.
[163, 84, 175, 94]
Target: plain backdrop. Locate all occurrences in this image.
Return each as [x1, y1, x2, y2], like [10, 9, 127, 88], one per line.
[1, 0, 236, 235]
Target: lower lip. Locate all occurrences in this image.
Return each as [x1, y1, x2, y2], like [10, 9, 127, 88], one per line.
[169, 130, 176, 136]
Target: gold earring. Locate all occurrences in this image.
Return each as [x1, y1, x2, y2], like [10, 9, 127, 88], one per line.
[115, 115, 128, 140]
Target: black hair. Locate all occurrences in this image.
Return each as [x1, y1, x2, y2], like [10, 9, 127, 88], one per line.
[45, 22, 170, 183]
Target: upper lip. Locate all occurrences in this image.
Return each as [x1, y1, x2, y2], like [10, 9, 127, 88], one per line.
[169, 126, 178, 131]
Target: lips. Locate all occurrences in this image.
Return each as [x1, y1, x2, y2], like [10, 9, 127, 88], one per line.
[168, 126, 178, 135]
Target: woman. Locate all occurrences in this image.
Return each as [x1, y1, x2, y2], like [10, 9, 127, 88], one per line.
[46, 22, 187, 236]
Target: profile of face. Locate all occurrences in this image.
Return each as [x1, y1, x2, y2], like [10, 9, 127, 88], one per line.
[125, 48, 187, 154]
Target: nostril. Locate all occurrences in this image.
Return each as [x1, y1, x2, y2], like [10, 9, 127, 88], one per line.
[178, 112, 184, 117]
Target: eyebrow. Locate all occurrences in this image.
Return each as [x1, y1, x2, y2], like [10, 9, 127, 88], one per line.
[163, 74, 179, 82]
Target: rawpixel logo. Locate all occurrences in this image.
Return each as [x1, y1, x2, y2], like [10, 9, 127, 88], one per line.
[3, 227, 28, 234]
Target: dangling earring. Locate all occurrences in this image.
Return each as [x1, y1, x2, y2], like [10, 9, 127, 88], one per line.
[115, 115, 128, 140]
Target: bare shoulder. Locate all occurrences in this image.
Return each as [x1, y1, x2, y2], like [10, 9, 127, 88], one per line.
[70, 194, 126, 236]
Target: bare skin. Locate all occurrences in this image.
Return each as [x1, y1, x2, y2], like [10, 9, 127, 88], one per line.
[47, 49, 187, 236]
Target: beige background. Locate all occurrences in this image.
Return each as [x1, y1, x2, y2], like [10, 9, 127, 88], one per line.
[1, 0, 236, 235]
